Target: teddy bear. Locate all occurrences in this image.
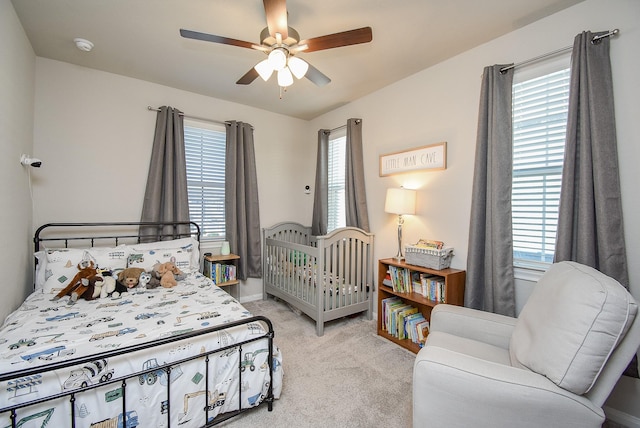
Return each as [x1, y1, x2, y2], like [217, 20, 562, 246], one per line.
[52, 260, 98, 302]
[152, 261, 186, 288]
[117, 267, 146, 290]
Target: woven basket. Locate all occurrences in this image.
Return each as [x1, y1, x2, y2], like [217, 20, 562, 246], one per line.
[404, 246, 454, 270]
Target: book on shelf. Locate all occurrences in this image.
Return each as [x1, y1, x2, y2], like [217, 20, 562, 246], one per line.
[404, 312, 425, 343]
[413, 239, 445, 250]
[381, 293, 431, 345]
[418, 274, 445, 302]
[415, 320, 430, 345]
[397, 306, 418, 339]
[388, 266, 415, 293]
[204, 260, 237, 285]
[382, 271, 393, 288]
[390, 303, 413, 336]
[381, 296, 402, 332]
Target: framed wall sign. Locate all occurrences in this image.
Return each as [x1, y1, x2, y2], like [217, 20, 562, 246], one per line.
[379, 142, 447, 176]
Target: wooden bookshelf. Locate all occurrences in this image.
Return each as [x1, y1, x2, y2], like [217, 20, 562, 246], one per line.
[204, 253, 240, 299]
[377, 258, 465, 353]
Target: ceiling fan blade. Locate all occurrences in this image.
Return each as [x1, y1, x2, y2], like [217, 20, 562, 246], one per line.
[180, 29, 255, 50]
[299, 27, 373, 53]
[236, 67, 260, 85]
[263, 0, 288, 40]
[305, 63, 331, 87]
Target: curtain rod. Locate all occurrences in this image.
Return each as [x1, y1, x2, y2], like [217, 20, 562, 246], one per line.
[500, 29, 619, 74]
[324, 119, 362, 134]
[147, 106, 229, 126]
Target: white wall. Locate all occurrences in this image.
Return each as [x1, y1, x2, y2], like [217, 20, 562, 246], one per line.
[0, 0, 36, 320]
[310, 0, 640, 423]
[32, 58, 314, 302]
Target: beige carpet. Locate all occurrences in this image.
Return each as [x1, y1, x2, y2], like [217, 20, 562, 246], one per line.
[218, 296, 415, 428]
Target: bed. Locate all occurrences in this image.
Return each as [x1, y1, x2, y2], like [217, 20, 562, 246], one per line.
[262, 222, 374, 336]
[0, 222, 282, 428]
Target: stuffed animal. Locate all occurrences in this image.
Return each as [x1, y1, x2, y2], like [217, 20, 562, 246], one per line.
[52, 260, 98, 302]
[117, 267, 146, 289]
[138, 271, 151, 290]
[140, 271, 161, 289]
[91, 273, 124, 299]
[153, 262, 185, 288]
[83, 275, 104, 301]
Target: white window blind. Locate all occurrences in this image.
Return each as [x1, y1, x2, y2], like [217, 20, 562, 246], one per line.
[328, 129, 346, 232]
[512, 67, 570, 265]
[184, 120, 226, 240]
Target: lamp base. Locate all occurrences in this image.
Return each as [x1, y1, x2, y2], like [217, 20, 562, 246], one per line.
[394, 216, 405, 262]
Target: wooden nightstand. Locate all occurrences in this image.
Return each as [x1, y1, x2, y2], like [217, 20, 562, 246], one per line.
[203, 254, 240, 300]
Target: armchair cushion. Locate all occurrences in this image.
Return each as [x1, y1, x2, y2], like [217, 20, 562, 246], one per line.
[509, 261, 637, 395]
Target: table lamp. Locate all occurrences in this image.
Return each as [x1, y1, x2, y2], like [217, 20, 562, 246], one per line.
[385, 187, 417, 260]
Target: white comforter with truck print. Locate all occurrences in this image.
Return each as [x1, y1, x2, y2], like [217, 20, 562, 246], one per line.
[0, 272, 282, 428]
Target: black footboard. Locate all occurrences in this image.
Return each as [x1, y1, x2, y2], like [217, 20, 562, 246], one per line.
[0, 316, 275, 427]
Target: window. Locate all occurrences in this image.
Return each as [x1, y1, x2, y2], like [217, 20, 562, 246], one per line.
[184, 119, 226, 240]
[327, 128, 346, 232]
[512, 60, 570, 267]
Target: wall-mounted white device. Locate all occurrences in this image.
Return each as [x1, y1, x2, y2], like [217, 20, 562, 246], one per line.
[20, 154, 42, 168]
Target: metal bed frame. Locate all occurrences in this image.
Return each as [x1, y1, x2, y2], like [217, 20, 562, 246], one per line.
[2, 222, 276, 427]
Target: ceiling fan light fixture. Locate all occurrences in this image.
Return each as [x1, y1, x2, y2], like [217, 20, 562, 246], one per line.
[268, 48, 287, 71]
[255, 59, 274, 81]
[277, 67, 294, 87]
[288, 56, 309, 79]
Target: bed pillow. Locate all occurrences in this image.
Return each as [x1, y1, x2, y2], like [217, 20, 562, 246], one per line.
[45, 248, 85, 264]
[127, 237, 199, 273]
[37, 246, 130, 292]
[36, 248, 86, 293]
[40, 261, 84, 295]
[87, 245, 130, 271]
[34, 251, 47, 290]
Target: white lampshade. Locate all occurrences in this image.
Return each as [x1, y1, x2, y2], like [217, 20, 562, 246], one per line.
[288, 56, 309, 79]
[385, 188, 416, 215]
[268, 48, 287, 71]
[277, 67, 294, 87]
[255, 59, 274, 81]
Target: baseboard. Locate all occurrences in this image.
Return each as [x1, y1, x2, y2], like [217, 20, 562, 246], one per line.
[239, 293, 263, 304]
[604, 406, 640, 427]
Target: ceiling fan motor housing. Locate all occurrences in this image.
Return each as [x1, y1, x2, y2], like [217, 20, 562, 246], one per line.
[260, 26, 300, 48]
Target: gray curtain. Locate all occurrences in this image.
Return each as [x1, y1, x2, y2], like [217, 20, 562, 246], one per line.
[553, 32, 635, 378]
[465, 65, 516, 317]
[554, 31, 629, 287]
[345, 118, 370, 232]
[140, 106, 190, 240]
[225, 121, 261, 280]
[311, 129, 329, 236]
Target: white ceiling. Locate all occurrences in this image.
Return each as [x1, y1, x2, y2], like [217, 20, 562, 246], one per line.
[12, 0, 585, 120]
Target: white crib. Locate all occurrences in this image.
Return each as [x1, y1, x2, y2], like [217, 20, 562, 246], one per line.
[262, 222, 375, 336]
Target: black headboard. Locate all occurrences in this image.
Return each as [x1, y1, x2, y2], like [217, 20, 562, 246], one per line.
[34, 221, 200, 252]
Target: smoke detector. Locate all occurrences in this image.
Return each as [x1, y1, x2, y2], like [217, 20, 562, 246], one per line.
[74, 38, 94, 52]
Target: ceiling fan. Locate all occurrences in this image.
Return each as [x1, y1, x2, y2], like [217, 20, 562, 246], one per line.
[179, 0, 373, 90]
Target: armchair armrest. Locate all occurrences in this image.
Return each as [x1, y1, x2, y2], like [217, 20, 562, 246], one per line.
[430, 304, 517, 349]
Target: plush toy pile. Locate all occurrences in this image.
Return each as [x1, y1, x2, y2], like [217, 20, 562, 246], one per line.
[53, 260, 186, 303]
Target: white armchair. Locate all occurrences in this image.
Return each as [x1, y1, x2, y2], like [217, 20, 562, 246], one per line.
[413, 261, 640, 428]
